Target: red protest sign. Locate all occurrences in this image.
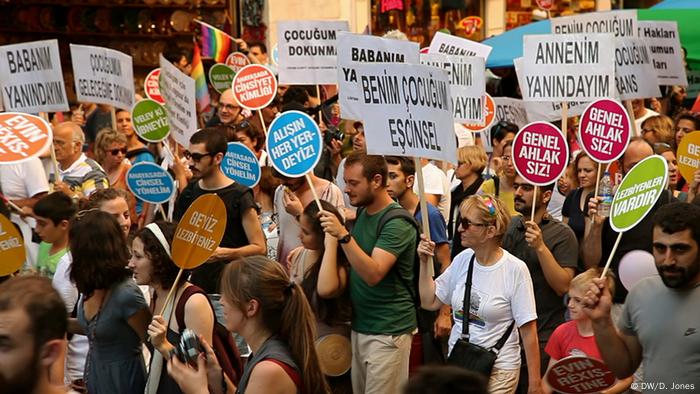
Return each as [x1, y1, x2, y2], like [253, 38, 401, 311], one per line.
[579, 99, 630, 163]
[464, 93, 495, 132]
[144, 68, 165, 105]
[513, 121, 569, 186]
[545, 356, 616, 394]
[536, 0, 555, 10]
[225, 52, 250, 73]
[231, 64, 278, 111]
[458, 16, 483, 36]
[0, 112, 52, 164]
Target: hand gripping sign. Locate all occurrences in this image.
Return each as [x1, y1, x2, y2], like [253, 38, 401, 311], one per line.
[131, 99, 170, 143]
[126, 162, 175, 205]
[0, 112, 52, 164]
[545, 356, 616, 394]
[221, 142, 261, 188]
[231, 64, 277, 111]
[0, 214, 25, 276]
[676, 131, 700, 184]
[144, 68, 165, 104]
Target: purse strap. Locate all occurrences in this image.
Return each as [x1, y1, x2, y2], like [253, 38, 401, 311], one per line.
[460, 252, 516, 353]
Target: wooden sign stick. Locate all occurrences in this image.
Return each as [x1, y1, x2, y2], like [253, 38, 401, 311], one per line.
[414, 157, 434, 277]
[305, 173, 324, 212]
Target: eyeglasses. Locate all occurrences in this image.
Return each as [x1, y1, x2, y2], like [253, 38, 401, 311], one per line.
[512, 182, 535, 192]
[501, 155, 511, 162]
[183, 151, 215, 162]
[460, 218, 490, 230]
[109, 147, 127, 156]
[221, 103, 241, 111]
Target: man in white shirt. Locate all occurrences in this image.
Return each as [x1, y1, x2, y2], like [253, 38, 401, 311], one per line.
[413, 159, 451, 222]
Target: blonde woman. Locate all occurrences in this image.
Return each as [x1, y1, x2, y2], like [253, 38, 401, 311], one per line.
[94, 129, 137, 225]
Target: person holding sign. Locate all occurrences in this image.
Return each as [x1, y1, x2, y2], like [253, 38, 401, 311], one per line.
[562, 153, 604, 242]
[543, 268, 632, 394]
[94, 129, 138, 226]
[582, 202, 700, 389]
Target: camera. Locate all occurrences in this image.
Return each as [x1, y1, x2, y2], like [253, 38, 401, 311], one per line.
[169, 329, 203, 365]
[324, 125, 345, 145]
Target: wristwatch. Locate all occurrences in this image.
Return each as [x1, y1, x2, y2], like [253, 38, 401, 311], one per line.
[338, 233, 352, 244]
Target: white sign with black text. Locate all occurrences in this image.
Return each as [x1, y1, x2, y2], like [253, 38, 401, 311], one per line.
[159, 55, 197, 147]
[428, 32, 492, 60]
[614, 37, 661, 100]
[638, 21, 687, 86]
[551, 10, 638, 37]
[70, 44, 135, 110]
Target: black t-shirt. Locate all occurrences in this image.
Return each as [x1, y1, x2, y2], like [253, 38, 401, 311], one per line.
[174, 181, 258, 293]
[562, 188, 587, 241]
[503, 216, 579, 344]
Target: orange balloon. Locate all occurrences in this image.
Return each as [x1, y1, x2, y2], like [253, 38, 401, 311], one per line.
[171, 194, 227, 269]
[0, 215, 25, 276]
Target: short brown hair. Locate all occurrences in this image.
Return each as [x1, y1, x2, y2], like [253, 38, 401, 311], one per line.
[641, 115, 674, 145]
[344, 152, 388, 186]
[570, 268, 616, 296]
[133, 221, 180, 289]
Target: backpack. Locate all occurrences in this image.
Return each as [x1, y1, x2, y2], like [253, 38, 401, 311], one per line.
[175, 286, 245, 384]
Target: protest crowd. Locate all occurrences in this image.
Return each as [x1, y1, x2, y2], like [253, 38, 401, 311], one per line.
[1, 5, 700, 394]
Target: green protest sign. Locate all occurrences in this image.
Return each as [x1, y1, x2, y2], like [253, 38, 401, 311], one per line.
[610, 155, 668, 232]
[208, 63, 236, 94]
[131, 99, 170, 143]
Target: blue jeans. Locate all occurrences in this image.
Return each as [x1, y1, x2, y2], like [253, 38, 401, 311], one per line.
[208, 294, 251, 357]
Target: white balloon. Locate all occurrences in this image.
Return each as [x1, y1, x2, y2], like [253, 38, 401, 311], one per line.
[618, 250, 658, 291]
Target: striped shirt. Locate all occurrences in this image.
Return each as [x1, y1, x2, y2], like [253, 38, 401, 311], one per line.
[49, 154, 108, 197]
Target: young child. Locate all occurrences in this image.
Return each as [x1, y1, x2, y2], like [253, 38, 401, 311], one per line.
[543, 268, 633, 394]
[33, 193, 77, 277]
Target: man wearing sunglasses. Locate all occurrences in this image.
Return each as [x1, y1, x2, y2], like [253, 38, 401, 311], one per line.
[502, 175, 578, 391]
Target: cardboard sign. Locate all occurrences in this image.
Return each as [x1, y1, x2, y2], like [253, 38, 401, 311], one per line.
[131, 99, 170, 143]
[337, 31, 419, 120]
[465, 93, 495, 132]
[428, 32, 492, 60]
[614, 38, 661, 100]
[545, 356, 616, 394]
[0, 214, 25, 276]
[536, 0, 554, 11]
[222, 142, 261, 187]
[578, 99, 631, 163]
[551, 10, 638, 37]
[70, 44, 135, 111]
[513, 122, 569, 185]
[520, 34, 615, 102]
[144, 68, 165, 104]
[225, 52, 250, 73]
[420, 54, 486, 123]
[638, 21, 687, 86]
[266, 111, 323, 177]
[277, 20, 349, 84]
[494, 97, 529, 128]
[126, 162, 175, 204]
[676, 131, 700, 184]
[0, 112, 52, 164]
[159, 54, 197, 147]
[171, 194, 227, 269]
[339, 62, 456, 163]
[208, 63, 236, 94]
[525, 100, 590, 122]
[231, 64, 277, 111]
[0, 39, 69, 113]
[610, 155, 667, 232]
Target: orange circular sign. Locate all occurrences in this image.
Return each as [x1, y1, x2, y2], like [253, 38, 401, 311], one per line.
[231, 64, 278, 111]
[171, 194, 227, 269]
[464, 94, 495, 132]
[0, 214, 25, 276]
[0, 112, 52, 164]
[677, 131, 700, 184]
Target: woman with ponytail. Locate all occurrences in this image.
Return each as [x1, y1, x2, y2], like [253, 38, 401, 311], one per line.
[167, 255, 330, 394]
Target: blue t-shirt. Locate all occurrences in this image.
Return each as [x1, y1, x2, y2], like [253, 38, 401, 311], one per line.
[415, 203, 448, 245]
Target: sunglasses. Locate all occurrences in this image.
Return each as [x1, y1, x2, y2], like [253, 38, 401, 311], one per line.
[460, 218, 490, 230]
[183, 150, 215, 162]
[109, 147, 127, 156]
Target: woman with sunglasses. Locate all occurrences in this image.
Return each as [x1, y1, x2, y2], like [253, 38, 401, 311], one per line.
[417, 195, 540, 394]
[94, 129, 137, 226]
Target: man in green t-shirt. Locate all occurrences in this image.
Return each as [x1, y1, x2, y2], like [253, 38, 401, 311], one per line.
[33, 193, 76, 277]
[320, 152, 417, 394]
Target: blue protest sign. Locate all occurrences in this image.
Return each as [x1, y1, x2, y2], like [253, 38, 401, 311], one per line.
[222, 142, 261, 188]
[266, 110, 323, 178]
[126, 162, 175, 204]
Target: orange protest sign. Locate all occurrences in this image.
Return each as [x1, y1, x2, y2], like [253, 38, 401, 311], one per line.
[0, 214, 25, 276]
[0, 112, 52, 164]
[171, 194, 227, 269]
[231, 64, 277, 111]
[464, 93, 495, 132]
[677, 131, 700, 184]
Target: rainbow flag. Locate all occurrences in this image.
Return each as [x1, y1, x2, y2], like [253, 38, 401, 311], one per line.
[197, 20, 232, 63]
[191, 43, 210, 112]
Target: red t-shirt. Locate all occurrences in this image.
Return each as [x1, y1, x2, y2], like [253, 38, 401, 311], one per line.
[545, 320, 602, 361]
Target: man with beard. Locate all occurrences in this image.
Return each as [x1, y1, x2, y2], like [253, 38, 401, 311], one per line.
[319, 152, 417, 394]
[502, 175, 578, 389]
[0, 275, 69, 394]
[583, 202, 700, 388]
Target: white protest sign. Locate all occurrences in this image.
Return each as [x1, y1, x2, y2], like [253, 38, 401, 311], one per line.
[277, 20, 349, 85]
[494, 97, 529, 128]
[341, 62, 456, 163]
[428, 32, 492, 60]
[0, 39, 68, 113]
[551, 10, 638, 37]
[614, 37, 661, 100]
[337, 31, 419, 120]
[520, 34, 615, 102]
[159, 55, 197, 147]
[526, 101, 590, 122]
[638, 21, 687, 86]
[70, 44, 135, 110]
[420, 54, 486, 123]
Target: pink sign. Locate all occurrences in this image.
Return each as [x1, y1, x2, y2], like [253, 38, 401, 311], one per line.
[536, 0, 554, 10]
[225, 52, 250, 73]
[578, 99, 630, 163]
[144, 68, 165, 105]
[545, 356, 615, 394]
[513, 121, 569, 186]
